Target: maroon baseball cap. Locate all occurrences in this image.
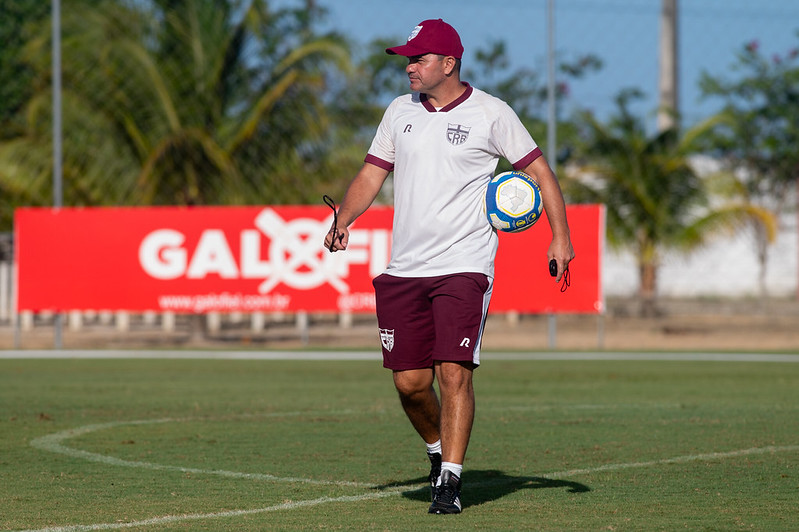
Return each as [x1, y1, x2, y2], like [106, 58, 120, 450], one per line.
[386, 19, 464, 59]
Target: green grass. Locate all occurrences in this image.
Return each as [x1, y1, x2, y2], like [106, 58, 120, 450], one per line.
[1, 355, 797, 531]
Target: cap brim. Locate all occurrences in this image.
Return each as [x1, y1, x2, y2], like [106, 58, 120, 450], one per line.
[385, 43, 429, 57]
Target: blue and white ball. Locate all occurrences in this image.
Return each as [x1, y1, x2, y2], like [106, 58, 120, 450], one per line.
[485, 171, 544, 233]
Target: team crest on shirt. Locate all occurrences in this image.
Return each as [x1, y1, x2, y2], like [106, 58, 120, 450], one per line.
[447, 123, 471, 145]
[379, 328, 395, 351]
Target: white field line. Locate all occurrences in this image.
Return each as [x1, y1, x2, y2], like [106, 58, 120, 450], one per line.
[29, 416, 375, 488]
[23, 415, 799, 532]
[2, 350, 799, 361]
[545, 444, 799, 478]
[20, 444, 799, 532]
[17, 491, 400, 532]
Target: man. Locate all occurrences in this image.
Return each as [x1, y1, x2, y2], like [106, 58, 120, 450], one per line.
[324, 18, 574, 514]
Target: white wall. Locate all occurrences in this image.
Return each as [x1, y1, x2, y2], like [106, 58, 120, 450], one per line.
[603, 210, 798, 298]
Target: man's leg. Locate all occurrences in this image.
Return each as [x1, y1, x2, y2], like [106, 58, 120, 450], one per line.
[393, 368, 443, 501]
[434, 361, 474, 465]
[392, 368, 440, 445]
[427, 360, 473, 514]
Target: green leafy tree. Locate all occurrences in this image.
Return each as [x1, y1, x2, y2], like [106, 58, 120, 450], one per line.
[568, 90, 776, 315]
[0, 0, 51, 139]
[0, 1, 60, 233]
[0, 0, 353, 224]
[464, 41, 601, 170]
[308, 36, 405, 204]
[0, 0, 120, 231]
[699, 38, 799, 296]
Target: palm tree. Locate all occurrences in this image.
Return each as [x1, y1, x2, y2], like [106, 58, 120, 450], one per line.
[0, 0, 353, 216]
[567, 90, 776, 316]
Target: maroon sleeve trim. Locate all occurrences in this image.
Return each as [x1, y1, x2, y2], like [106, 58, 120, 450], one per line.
[365, 154, 394, 171]
[512, 147, 543, 170]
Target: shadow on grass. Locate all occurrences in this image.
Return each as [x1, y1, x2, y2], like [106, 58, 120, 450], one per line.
[376, 470, 590, 509]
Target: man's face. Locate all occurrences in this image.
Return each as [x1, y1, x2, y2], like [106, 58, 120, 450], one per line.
[406, 53, 448, 93]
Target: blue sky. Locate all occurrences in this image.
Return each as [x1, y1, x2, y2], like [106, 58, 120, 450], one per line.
[282, 0, 799, 127]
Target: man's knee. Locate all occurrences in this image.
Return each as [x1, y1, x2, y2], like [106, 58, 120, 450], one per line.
[393, 368, 435, 398]
[435, 361, 474, 393]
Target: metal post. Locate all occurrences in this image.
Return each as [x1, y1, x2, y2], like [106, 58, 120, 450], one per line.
[546, 0, 556, 164]
[546, 0, 558, 350]
[52, 0, 63, 349]
[297, 311, 309, 345]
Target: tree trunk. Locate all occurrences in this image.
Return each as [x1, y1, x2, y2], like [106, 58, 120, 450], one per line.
[638, 259, 659, 317]
[754, 220, 769, 300]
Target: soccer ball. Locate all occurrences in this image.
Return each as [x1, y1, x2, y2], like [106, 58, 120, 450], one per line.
[484, 171, 543, 233]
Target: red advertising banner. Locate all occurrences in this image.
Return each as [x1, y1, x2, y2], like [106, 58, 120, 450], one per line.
[494, 204, 604, 314]
[15, 204, 603, 314]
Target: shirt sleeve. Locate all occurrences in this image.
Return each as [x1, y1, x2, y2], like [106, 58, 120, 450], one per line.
[486, 99, 540, 169]
[365, 98, 398, 170]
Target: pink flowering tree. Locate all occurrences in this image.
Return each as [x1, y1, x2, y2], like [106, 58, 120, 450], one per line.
[699, 38, 799, 297]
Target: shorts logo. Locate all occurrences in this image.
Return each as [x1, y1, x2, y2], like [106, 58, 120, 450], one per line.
[379, 328, 395, 351]
[446, 123, 470, 145]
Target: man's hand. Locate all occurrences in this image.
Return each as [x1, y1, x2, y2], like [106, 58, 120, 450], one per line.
[548, 237, 575, 283]
[324, 225, 348, 252]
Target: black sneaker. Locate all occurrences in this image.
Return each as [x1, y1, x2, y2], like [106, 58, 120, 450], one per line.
[428, 469, 462, 514]
[427, 452, 442, 502]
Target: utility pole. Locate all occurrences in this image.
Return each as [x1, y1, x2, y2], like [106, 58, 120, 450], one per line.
[657, 0, 679, 132]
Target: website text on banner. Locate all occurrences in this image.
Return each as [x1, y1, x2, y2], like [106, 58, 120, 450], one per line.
[15, 205, 603, 314]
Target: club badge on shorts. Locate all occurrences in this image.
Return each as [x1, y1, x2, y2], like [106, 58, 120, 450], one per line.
[379, 328, 395, 351]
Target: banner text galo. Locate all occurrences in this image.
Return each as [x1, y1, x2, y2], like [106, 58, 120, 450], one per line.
[15, 205, 603, 314]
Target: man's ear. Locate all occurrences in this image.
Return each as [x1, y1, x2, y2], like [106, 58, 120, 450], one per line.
[443, 56, 457, 76]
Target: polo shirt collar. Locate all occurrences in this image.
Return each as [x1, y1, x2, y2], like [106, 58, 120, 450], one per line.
[420, 82, 473, 112]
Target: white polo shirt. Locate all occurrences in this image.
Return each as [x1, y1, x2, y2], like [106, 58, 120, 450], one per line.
[365, 83, 542, 279]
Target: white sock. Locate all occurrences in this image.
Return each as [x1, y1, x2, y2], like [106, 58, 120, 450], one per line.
[439, 461, 463, 484]
[426, 440, 442, 455]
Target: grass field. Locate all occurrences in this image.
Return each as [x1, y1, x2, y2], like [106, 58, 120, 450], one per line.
[1, 352, 798, 531]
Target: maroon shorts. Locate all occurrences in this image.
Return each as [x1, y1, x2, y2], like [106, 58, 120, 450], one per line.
[372, 272, 493, 371]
